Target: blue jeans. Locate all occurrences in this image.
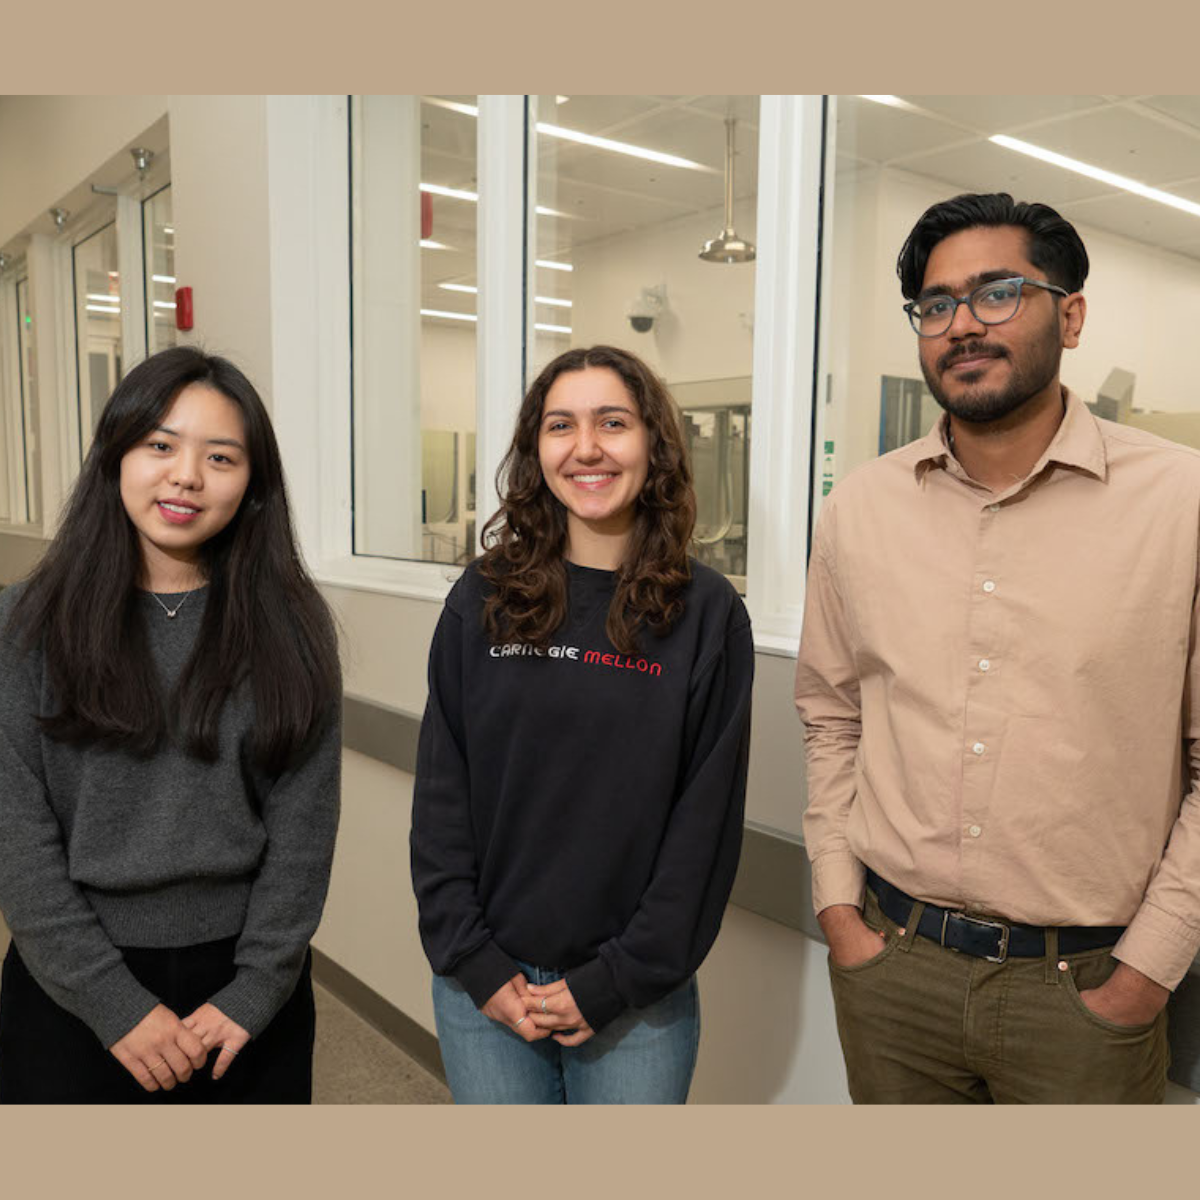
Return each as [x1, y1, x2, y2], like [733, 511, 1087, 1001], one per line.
[432, 961, 700, 1104]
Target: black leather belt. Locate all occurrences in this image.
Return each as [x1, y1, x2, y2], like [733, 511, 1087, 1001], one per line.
[866, 870, 1124, 964]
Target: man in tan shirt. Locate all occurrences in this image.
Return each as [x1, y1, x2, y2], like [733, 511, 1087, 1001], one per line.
[795, 192, 1200, 1103]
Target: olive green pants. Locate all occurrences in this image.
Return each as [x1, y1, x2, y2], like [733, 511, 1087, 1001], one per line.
[828, 889, 1169, 1104]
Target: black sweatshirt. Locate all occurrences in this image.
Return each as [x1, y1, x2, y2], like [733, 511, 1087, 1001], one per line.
[410, 558, 753, 1033]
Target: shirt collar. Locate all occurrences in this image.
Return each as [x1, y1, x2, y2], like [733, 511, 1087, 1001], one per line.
[905, 387, 1108, 486]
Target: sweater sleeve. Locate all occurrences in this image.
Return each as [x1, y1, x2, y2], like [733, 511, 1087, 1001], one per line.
[0, 623, 160, 1049]
[566, 611, 754, 1032]
[410, 596, 521, 1009]
[206, 699, 342, 1037]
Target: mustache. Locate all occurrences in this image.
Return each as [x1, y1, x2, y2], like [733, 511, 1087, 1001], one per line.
[938, 344, 1007, 372]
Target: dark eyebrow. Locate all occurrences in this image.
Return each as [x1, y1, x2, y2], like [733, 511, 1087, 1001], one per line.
[917, 269, 1023, 303]
[153, 424, 245, 452]
[541, 405, 636, 421]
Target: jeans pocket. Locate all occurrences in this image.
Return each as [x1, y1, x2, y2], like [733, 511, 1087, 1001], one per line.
[827, 930, 900, 976]
[1059, 958, 1158, 1036]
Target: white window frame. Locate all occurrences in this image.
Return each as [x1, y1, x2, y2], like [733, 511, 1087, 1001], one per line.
[0, 265, 28, 527]
[270, 94, 826, 656]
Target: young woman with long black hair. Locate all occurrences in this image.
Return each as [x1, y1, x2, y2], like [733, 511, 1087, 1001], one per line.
[0, 346, 341, 1104]
[411, 345, 753, 1104]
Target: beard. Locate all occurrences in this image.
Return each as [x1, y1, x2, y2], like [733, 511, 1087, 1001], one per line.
[921, 322, 1062, 425]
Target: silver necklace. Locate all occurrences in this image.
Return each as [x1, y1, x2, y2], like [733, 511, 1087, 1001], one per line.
[150, 588, 194, 620]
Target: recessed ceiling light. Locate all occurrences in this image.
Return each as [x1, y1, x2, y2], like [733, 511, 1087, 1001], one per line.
[420, 239, 450, 250]
[535, 322, 572, 334]
[858, 95, 921, 113]
[537, 259, 573, 272]
[151, 274, 176, 284]
[991, 134, 1200, 219]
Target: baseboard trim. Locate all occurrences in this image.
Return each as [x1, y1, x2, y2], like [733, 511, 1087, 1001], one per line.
[311, 948, 446, 1085]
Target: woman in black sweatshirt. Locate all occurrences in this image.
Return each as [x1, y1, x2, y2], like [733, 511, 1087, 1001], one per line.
[411, 345, 753, 1104]
[0, 347, 341, 1103]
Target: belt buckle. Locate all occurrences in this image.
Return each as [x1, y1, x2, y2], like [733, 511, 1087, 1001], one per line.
[940, 910, 1011, 963]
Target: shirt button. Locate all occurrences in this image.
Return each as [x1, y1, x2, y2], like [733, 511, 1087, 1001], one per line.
[972, 742, 986, 755]
[968, 825, 982, 838]
[979, 659, 991, 672]
[982, 580, 996, 593]
[988, 503, 1000, 513]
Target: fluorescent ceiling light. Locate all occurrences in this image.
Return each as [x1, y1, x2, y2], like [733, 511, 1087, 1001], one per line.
[86, 304, 120, 314]
[421, 308, 477, 322]
[439, 282, 572, 308]
[420, 182, 479, 203]
[153, 300, 177, 309]
[86, 292, 120, 302]
[421, 181, 570, 219]
[152, 274, 176, 284]
[991, 135, 1200, 219]
[421, 96, 712, 172]
[537, 259, 573, 272]
[556, 96, 569, 105]
[421, 307, 572, 335]
[420, 239, 450, 250]
[859, 95, 910, 109]
[163, 226, 175, 234]
[535, 123, 711, 172]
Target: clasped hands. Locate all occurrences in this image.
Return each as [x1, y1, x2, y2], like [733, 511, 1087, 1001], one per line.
[109, 1001, 250, 1093]
[481, 973, 595, 1046]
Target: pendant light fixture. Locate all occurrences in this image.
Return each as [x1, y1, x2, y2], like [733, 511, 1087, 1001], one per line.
[699, 116, 756, 264]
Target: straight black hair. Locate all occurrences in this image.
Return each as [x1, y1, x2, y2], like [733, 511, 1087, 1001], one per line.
[6, 346, 340, 776]
[897, 192, 1090, 299]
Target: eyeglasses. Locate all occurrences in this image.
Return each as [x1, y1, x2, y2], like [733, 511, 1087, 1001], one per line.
[904, 276, 1069, 338]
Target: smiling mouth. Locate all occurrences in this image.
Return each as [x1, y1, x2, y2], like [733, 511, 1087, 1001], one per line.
[569, 473, 617, 486]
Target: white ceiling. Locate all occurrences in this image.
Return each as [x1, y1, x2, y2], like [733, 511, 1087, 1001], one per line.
[414, 95, 1200, 327]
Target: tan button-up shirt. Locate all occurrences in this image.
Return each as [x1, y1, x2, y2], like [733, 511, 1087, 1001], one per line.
[795, 388, 1200, 989]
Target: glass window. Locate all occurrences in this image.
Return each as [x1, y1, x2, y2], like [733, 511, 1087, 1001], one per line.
[530, 95, 760, 589]
[351, 94, 479, 564]
[73, 221, 121, 452]
[17, 276, 39, 523]
[143, 185, 177, 355]
[818, 95, 1200, 515]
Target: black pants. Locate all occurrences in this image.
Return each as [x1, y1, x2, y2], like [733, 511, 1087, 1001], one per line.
[0, 937, 315, 1104]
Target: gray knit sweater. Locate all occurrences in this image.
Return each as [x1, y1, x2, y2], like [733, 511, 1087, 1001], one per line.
[0, 582, 341, 1048]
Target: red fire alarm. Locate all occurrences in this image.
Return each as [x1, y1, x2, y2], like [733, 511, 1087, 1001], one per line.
[175, 286, 194, 331]
[421, 192, 433, 240]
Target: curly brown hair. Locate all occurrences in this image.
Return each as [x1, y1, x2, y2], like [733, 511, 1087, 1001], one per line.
[477, 345, 696, 655]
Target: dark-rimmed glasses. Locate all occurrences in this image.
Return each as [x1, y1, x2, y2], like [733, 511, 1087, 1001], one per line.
[904, 276, 1069, 338]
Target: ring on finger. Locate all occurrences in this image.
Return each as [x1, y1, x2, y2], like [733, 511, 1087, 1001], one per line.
[513, 1016, 528, 1030]
[540, 997, 549, 1014]
[221, 1045, 238, 1056]
[148, 1058, 169, 1072]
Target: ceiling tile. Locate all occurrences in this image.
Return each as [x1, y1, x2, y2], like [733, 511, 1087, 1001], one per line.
[898, 139, 1117, 207]
[900, 95, 1110, 134]
[837, 96, 974, 164]
[1008, 107, 1200, 186]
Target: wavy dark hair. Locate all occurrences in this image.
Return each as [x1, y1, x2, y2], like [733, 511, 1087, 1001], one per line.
[6, 346, 340, 776]
[478, 345, 696, 655]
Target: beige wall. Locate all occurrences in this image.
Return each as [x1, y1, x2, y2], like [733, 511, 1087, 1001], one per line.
[170, 96, 275, 403]
[0, 533, 47, 585]
[0, 96, 168, 245]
